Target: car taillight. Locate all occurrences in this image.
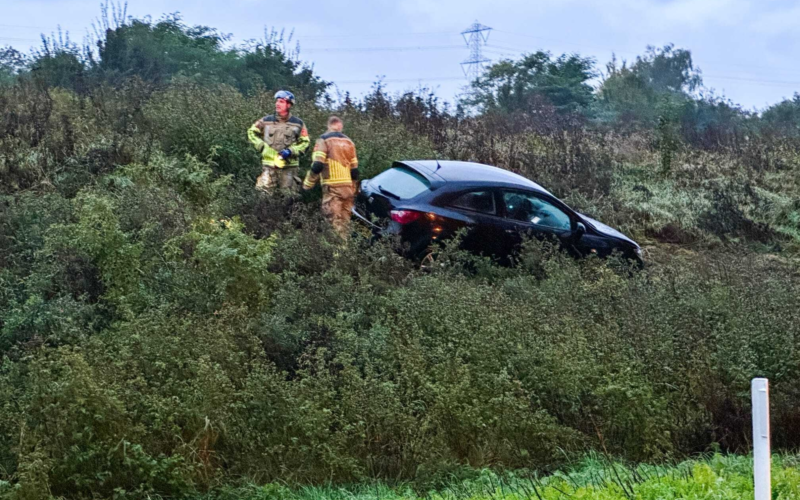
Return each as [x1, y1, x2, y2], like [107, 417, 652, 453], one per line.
[390, 210, 421, 224]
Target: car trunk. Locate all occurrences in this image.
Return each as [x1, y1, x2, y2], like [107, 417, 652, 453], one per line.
[356, 178, 397, 220]
[355, 165, 433, 224]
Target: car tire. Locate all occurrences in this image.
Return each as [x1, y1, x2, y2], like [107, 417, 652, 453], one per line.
[419, 250, 438, 272]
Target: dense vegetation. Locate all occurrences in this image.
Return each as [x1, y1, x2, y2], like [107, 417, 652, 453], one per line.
[1, 6, 800, 499]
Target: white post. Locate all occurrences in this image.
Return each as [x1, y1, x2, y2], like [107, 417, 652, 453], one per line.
[751, 378, 771, 500]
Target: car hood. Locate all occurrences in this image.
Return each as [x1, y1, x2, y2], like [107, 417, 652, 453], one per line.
[578, 213, 639, 248]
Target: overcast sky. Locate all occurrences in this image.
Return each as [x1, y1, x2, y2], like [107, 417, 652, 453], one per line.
[2, 0, 800, 110]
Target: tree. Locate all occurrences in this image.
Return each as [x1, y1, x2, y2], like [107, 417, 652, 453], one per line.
[0, 47, 26, 86]
[596, 44, 702, 127]
[95, 16, 227, 86]
[761, 93, 800, 136]
[464, 51, 596, 115]
[27, 32, 89, 93]
[21, 8, 328, 100]
[93, 16, 327, 98]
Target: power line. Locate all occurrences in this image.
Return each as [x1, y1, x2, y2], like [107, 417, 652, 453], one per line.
[492, 29, 640, 57]
[303, 45, 463, 53]
[0, 24, 46, 29]
[0, 37, 39, 43]
[481, 41, 800, 88]
[334, 76, 465, 84]
[491, 31, 800, 84]
[704, 75, 800, 87]
[701, 63, 800, 78]
[1, 23, 796, 92]
[484, 45, 529, 56]
[298, 31, 456, 40]
[471, 49, 800, 89]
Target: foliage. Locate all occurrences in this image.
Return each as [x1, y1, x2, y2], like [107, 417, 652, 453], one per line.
[142, 80, 264, 177]
[1, 7, 800, 499]
[8, 11, 327, 101]
[596, 44, 701, 128]
[762, 93, 800, 137]
[3, 194, 800, 496]
[93, 16, 327, 98]
[465, 51, 596, 115]
[0, 47, 26, 87]
[205, 454, 800, 500]
[28, 31, 89, 94]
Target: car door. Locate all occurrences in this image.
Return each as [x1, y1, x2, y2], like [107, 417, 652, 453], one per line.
[570, 224, 618, 258]
[498, 189, 576, 255]
[442, 189, 507, 257]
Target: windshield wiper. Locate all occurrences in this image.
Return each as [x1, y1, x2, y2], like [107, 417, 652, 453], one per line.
[378, 185, 400, 200]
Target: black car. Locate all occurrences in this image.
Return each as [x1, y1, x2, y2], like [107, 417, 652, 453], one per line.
[353, 160, 642, 264]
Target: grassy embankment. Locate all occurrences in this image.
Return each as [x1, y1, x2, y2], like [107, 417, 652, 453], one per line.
[205, 455, 800, 500]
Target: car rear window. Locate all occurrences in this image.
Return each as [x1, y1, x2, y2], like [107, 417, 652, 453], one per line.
[370, 166, 431, 199]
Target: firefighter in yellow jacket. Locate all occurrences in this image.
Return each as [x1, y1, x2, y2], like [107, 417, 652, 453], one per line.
[247, 90, 310, 192]
[303, 116, 359, 238]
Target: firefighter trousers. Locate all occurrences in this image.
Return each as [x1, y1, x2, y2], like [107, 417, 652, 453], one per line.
[322, 184, 355, 239]
[256, 166, 300, 192]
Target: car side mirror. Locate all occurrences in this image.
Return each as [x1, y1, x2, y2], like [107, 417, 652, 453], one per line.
[574, 222, 586, 240]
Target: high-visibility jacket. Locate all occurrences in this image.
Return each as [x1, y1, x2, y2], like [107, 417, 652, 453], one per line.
[303, 131, 359, 189]
[247, 114, 310, 168]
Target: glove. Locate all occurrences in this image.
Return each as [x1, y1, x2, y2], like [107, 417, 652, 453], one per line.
[279, 149, 292, 160]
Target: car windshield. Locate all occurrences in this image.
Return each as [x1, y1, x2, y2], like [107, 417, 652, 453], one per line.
[370, 166, 431, 199]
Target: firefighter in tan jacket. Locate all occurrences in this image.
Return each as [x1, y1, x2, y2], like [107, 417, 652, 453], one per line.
[302, 116, 359, 238]
[247, 90, 310, 192]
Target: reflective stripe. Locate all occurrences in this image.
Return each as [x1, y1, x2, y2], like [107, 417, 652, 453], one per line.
[303, 171, 320, 189]
[312, 151, 328, 161]
[330, 159, 349, 180]
[247, 124, 266, 151]
[262, 159, 298, 168]
[323, 178, 354, 186]
[322, 159, 353, 185]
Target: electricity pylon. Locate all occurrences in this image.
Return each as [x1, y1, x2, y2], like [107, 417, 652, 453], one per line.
[460, 21, 492, 80]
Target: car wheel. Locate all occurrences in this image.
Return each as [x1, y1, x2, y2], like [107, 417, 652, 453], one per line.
[419, 250, 438, 272]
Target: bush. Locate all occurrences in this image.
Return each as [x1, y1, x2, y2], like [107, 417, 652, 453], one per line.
[143, 81, 263, 178]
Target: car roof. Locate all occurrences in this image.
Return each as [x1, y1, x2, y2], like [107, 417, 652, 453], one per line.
[396, 160, 553, 196]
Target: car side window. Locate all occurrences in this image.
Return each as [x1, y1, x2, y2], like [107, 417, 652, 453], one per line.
[450, 190, 496, 215]
[502, 191, 571, 231]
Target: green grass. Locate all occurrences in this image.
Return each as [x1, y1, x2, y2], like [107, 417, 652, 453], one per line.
[206, 454, 800, 500]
